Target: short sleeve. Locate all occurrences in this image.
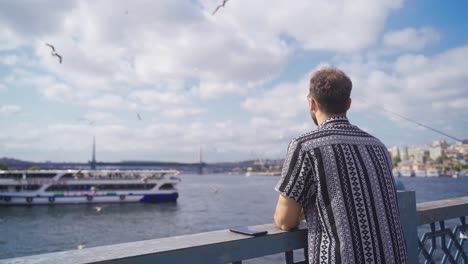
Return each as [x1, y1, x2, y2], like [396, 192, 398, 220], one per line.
[275, 139, 316, 207]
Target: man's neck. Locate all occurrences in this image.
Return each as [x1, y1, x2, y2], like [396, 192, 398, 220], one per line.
[315, 112, 346, 126]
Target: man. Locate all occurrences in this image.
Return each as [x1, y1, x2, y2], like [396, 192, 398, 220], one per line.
[274, 67, 408, 263]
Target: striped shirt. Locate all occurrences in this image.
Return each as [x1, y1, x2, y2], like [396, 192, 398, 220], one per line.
[275, 116, 408, 264]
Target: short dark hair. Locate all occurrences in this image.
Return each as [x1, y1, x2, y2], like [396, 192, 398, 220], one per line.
[309, 67, 352, 114]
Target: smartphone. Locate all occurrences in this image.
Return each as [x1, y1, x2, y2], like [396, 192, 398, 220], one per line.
[229, 226, 268, 237]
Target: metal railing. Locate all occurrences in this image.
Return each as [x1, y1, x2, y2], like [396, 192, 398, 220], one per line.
[1, 191, 467, 264]
[416, 197, 468, 263]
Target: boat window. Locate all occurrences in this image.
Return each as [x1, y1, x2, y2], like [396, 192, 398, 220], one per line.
[0, 173, 57, 179]
[45, 184, 156, 192]
[97, 184, 156, 190]
[22, 185, 41, 191]
[60, 173, 75, 179]
[0, 173, 22, 180]
[159, 183, 174, 190]
[27, 173, 57, 178]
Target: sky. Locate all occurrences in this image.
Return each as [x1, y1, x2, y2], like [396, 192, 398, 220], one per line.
[0, 0, 467, 163]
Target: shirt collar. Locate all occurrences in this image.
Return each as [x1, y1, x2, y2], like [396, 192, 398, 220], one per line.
[318, 115, 349, 128]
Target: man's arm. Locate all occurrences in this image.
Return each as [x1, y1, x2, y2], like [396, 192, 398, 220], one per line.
[274, 194, 303, 231]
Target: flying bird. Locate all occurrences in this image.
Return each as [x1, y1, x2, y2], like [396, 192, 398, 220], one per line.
[45, 43, 63, 64]
[94, 206, 104, 212]
[212, 0, 229, 15]
[45, 43, 56, 52]
[137, 113, 142, 120]
[77, 244, 86, 250]
[77, 118, 95, 125]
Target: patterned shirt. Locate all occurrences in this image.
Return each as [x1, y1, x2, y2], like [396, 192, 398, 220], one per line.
[275, 116, 408, 264]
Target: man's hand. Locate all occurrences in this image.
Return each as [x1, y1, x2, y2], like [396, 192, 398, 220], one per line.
[274, 194, 303, 231]
[299, 208, 305, 220]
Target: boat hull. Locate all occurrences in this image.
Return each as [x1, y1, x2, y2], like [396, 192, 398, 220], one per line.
[0, 192, 178, 205]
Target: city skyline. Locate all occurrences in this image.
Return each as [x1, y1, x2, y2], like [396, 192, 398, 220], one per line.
[1, 0, 467, 162]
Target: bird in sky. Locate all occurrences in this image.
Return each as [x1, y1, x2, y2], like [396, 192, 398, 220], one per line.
[137, 113, 142, 120]
[45, 43, 63, 64]
[212, 0, 229, 15]
[94, 206, 104, 212]
[77, 118, 95, 125]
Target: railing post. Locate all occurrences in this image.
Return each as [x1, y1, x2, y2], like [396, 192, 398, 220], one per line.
[397, 190, 418, 264]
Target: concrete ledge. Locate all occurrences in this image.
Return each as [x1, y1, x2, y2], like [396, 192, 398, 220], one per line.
[416, 196, 468, 225]
[0, 223, 307, 264]
[3, 194, 468, 264]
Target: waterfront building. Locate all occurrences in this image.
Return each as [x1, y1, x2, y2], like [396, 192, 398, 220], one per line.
[432, 139, 449, 149]
[388, 146, 400, 159]
[412, 163, 427, 177]
[454, 140, 468, 155]
[399, 146, 409, 161]
[429, 146, 444, 160]
[408, 146, 430, 163]
[398, 161, 413, 177]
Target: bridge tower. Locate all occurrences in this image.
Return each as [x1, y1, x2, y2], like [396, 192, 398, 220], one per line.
[90, 136, 97, 170]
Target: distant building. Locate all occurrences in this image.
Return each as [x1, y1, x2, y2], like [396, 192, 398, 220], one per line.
[429, 146, 444, 161]
[408, 146, 429, 163]
[432, 140, 449, 149]
[399, 146, 409, 161]
[388, 146, 400, 159]
[454, 140, 468, 155]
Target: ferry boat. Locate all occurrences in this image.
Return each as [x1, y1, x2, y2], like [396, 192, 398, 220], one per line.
[0, 169, 181, 205]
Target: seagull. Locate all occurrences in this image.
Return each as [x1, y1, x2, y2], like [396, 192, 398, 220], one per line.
[137, 113, 142, 120]
[94, 206, 104, 212]
[45, 43, 56, 53]
[77, 244, 86, 250]
[45, 43, 63, 64]
[77, 118, 95, 125]
[212, 186, 219, 194]
[212, 0, 229, 15]
[461, 232, 468, 240]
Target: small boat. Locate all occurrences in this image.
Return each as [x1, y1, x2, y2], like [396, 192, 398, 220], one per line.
[0, 169, 181, 205]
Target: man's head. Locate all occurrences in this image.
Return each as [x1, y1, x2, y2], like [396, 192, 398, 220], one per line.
[308, 67, 352, 125]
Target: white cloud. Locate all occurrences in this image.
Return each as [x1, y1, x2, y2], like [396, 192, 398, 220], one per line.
[88, 94, 131, 110]
[0, 54, 19, 65]
[339, 45, 468, 126]
[0, 0, 405, 103]
[82, 112, 122, 124]
[383, 26, 441, 51]
[242, 45, 468, 139]
[0, 83, 7, 92]
[201, 0, 403, 52]
[0, 115, 313, 162]
[0, 26, 23, 50]
[0, 104, 21, 114]
[192, 82, 246, 99]
[3, 0, 465, 161]
[242, 76, 309, 118]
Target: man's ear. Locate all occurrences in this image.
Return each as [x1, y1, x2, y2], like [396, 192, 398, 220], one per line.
[309, 97, 317, 112]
